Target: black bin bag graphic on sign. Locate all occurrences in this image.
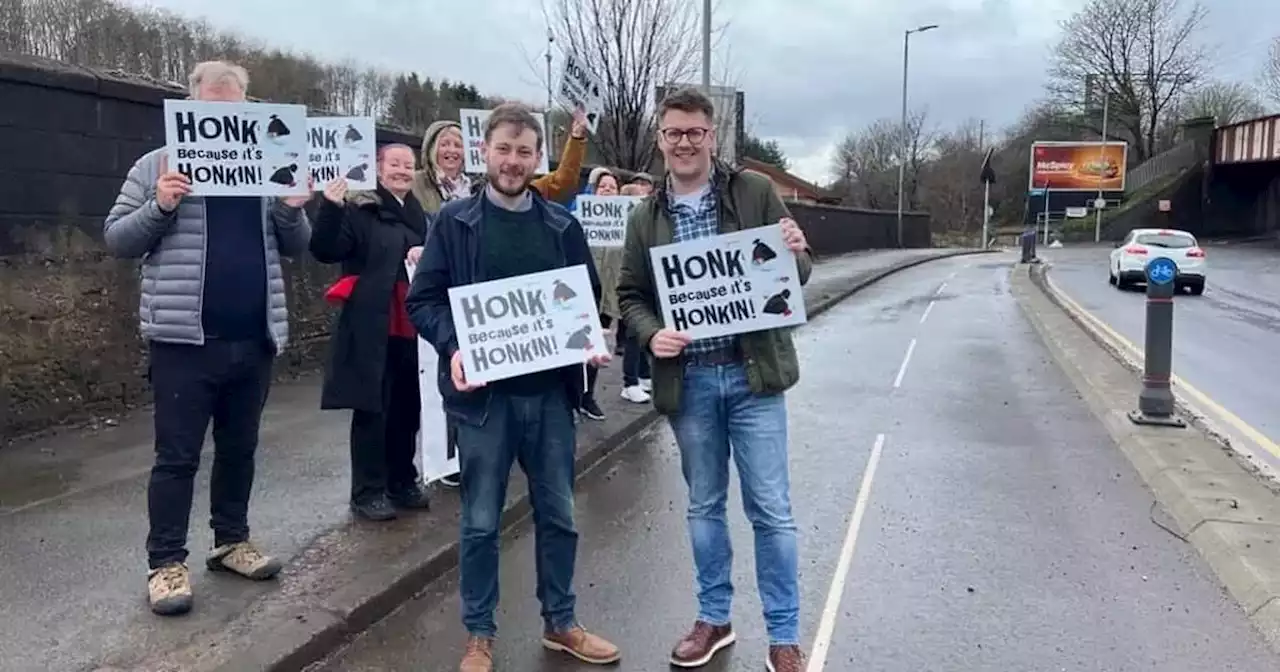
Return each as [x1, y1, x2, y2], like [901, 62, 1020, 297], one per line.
[344, 124, 364, 145]
[763, 289, 792, 317]
[266, 114, 291, 139]
[552, 279, 577, 304]
[752, 238, 777, 265]
[345, 163, 368, 181]
[269, 163, 298, 187]
[565, 325, 594, 350]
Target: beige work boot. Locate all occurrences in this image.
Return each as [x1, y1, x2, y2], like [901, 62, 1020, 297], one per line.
[542, 624, 621, 664]
[147, 562, 193, 616]
[206, 541, 283, 580]
[459, 635, 494, 672]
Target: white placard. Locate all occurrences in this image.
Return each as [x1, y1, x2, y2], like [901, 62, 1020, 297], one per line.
[405, 261, 457, 483]
[557, 52, 605, 134]
[163, 99, 309, 197]
[448, 265, 604, 385]
[574, 195, 642, 248]
[306, 116, 376, 190]
[649, 224, 807, 340]
[459, 108, 550, 176]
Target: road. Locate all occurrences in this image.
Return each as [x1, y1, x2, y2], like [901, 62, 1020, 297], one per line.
[1044, 243, 1280, 475]
[317, 255, 1278, 672]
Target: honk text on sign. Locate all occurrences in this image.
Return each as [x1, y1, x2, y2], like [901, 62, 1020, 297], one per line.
[649, 224, 807, 340]
[459, 108, 550, 176]
[575, 195, 641, 248]
[557, 52, 605, 134]
[306, 116, 376, 191]
[164, 99, 309, 197]
[448, 265, 604, 385]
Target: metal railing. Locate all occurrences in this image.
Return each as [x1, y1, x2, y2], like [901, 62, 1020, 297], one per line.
[1126, 141, 1197, 193]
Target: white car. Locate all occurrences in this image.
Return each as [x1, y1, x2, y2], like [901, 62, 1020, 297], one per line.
[1109, 228, 1206, 295]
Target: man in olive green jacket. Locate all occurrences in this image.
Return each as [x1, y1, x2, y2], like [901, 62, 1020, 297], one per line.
[615, 87, 813, 672]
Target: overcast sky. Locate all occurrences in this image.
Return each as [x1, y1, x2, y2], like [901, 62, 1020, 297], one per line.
[124, 0, 1277, 184]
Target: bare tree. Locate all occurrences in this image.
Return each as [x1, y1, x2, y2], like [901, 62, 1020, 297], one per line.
[1263, 37, 1280, 105]
[546, 0, 719, 171]
[1047, 0, 1208, 162]
[829, 110, 929, 211]
[1180, 81, 1266, 125]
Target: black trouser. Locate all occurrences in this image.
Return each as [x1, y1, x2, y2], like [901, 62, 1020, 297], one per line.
[349, 337, 421, 503]
[146, 339, 274, 570]
[615, 319, 650, 387]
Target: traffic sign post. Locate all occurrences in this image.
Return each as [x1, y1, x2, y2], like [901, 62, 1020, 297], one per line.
[1128, 256, 1186, 427]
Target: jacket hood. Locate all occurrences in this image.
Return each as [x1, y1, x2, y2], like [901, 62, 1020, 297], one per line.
[421, 120, 463, 176]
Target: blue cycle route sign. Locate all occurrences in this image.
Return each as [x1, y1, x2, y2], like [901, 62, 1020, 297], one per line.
[1145, 257, 1177, 285]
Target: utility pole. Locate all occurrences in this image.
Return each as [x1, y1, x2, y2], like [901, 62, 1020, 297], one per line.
[701, 0, 711, 91]
[896, 24, 938, 249]
[1094, 91, 1109, 243]
[545, 27, 555, 161]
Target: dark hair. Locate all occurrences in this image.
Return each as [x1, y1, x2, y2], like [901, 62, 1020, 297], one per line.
[657, 87, 715, 122]
[484, 102, 544, 152]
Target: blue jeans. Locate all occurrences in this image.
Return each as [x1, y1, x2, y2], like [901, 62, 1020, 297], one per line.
[668, 363, 800, 645]
[455, 388, 579, 637]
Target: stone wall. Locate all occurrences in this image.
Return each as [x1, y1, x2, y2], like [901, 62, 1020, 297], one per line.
[0, 53, 931, 441]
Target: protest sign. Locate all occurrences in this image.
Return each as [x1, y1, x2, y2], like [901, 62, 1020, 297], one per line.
[575, 195, 642, 248]
[649, 224, 806, 340]
[557, 52, 605, 134]
[448, 265, 604, 385]
[306, 116, 376, 190]
[459, 108, 550, 176]
[405, 261, 457, 483]
[163, 99, 309, 197]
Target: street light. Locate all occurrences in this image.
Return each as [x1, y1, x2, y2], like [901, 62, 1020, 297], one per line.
[896, 23, 938, 249]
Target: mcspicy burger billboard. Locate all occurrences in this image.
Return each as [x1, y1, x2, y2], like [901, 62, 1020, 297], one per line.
[1028, 141, 1128, 191]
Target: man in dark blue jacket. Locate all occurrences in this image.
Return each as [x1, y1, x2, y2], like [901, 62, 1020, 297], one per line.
[404, 103, 619, 672]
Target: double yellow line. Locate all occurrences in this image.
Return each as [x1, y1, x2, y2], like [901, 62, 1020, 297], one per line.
[1044, 273, 1280, 464]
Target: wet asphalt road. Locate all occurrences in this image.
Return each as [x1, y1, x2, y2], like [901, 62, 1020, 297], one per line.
[317, 255, 1278, 672]
[1044, 243, 1280, 472]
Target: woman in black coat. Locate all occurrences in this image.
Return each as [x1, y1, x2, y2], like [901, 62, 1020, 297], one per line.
[311, 143, 431, 521]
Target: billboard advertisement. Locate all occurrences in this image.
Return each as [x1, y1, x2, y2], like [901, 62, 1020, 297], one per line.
[1028, 141, 1128, 191]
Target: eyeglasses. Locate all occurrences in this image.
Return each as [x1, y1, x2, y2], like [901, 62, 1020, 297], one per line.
[659, 127, 710, 145]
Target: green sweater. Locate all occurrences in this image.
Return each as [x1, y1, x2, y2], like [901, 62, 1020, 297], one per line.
[480, 192, 562, 395]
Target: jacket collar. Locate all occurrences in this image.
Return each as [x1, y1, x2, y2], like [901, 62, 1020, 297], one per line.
[455, 185, 571, 233]
[655, 159, 740, 221]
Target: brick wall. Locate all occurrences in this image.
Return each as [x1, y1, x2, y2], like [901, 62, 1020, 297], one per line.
[0, 52, 931, 441]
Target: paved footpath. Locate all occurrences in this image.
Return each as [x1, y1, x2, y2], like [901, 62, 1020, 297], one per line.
[0, 249, 958, 672]
[319, 254, 1278, 672]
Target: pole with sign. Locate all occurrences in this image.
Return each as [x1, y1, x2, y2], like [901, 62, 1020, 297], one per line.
[979, 147, 995, 249]
[1128, 256, 1186, 427]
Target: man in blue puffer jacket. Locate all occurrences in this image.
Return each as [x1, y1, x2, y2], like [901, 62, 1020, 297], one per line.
[103, 60, 312, 617]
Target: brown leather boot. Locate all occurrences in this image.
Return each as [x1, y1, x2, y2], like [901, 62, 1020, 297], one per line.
[669, 620, 736, 667]
[541, 624, 620, 664]
[459, 635, 493, 672]
[766, 644, 807, 672]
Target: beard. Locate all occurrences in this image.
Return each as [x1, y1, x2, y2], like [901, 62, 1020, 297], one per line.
[488, 167, 531, 197]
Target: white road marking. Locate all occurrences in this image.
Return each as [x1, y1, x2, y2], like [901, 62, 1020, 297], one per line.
[947, 271, 957, 280]
[919, 300, 935, 324]
[892, 339, 916, 388]
[935, 281, 948, 296]
[806, 433, 887, 672]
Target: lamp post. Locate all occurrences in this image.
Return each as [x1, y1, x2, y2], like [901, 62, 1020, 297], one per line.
[896, 24, 938, 249]
[701, 0, 712, 90]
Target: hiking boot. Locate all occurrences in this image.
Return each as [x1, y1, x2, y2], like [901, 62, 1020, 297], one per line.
[147, 562, 193, 616]
[766, 644, 807, 672]
[388, 481, 431, 510]
[578, 398, 606, 421]
[459, 635, 494, 672]
[350, 494, 398, 521]
[206, 541, 282, 580]
[670, 620, 735, 667]
[542, 624, 620, 664]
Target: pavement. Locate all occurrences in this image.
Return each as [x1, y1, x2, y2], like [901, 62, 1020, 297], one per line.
[317, 253, 1280, 671]
[1040, 243, 1280, 479]
[0, 247, 977, 672]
